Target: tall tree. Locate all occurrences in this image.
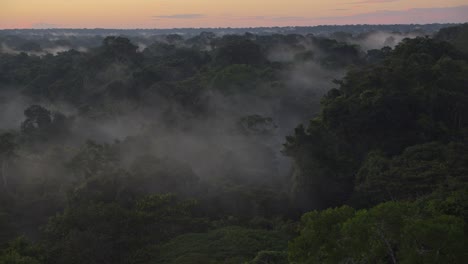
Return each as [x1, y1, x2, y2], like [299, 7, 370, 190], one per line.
[0, 133, 17, 189]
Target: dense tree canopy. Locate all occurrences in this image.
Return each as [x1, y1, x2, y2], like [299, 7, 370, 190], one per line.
[0, 24, 467, 263]
[284, 37, 468, 210]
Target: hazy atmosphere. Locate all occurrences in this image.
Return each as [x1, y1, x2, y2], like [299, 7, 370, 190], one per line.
[1, 1, 468, 264]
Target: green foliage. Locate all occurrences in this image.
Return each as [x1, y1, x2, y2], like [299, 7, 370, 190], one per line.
[248, 250, 288, 264]
[284, 122, 357, 210]
[288, 206, 355, 263]
[0, 132, 18, 194]
[285, 37, 468, 210]
[42, 193, 207, 264]
[423, 189, 468, 222]
[354, 142, 468, 205]
[93, 36, 141, 67]
[0, 133, 17, 159]
[215, 36, 265, 66]
[151, 226, 289, 264]
[20, 105, 73, 144]
[399, 214, 465, 264]
[435, 23, 468, 54]
[21, 106, 52, 135]
[289, 199, 467, 264]
[321, 39, 467, 153]
[67, 140, 200, 198]
[1, 30, 467, 264]
[211, 64, 278, 96]
[67, 140, 120, 179]
[0, 237, 43, 264]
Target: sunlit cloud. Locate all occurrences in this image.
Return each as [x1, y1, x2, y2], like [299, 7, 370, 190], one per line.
[153, 14, 205, 20]
[348, 0, 400, 4]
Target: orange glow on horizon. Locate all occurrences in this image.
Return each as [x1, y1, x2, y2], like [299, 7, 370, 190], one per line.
[1, 0, 467, 29]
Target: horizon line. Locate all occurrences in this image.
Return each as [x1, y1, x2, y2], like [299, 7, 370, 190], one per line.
[0, 22, 465, 31]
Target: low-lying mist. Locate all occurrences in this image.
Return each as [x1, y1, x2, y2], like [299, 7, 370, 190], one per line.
[0, 30, 371, 229]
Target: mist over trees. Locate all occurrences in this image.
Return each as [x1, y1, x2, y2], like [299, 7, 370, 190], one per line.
[0, 23, 467, 263]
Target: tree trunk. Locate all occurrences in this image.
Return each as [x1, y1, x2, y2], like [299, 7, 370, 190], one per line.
[376, 224, 397, 264]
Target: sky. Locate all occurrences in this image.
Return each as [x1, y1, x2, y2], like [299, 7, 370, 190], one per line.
[1, 0, 467, 29]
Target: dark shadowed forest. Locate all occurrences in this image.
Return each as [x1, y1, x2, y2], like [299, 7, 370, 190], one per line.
[0, 24, 467, 263]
